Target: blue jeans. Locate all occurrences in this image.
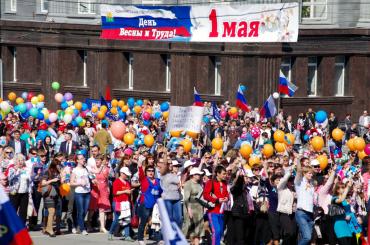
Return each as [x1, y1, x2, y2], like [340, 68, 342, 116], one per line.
[109, 202, 130, 237]
[164, 199, 183, 228]
[295, 209, 313, 245]
[74, 192, 90, 231]
[208, 213, 224, 245]
[137, 204, 152, 241]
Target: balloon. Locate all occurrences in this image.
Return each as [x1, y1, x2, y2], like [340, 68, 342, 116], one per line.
[231, 113, 238, 119]
[154, 111, 162, 119]
[212, 138, 223, 150]
[37, 130, 48, 140]
[64, 92, 73, 101]
[67, 100, 74, 106]
[110, 107, 118, 115]
[143, 120, 151, 127]
[65, 108, 74, 116]
[211, 148, 223, 156]
[134, 106, 141, 114]
[285, 133, 295, 146]
[26, 102, 33, 110]
[111, 121, 126, 140]
[315, 110, 327, 123]
[170, 130, 182, 137]
[15, 97, 24, 105]
[63, 114, 72, 123]
[317, 155, 328, 170]
[36, 102, 44, 109]
[275, 142, 286, 153]
[240, 144, 253, 158]
[0, 101, 10, 112]
[59, 183, 70, 197]
[127, 98, 135, 108]
[55, 93, 64, 103]
[203, 116, 210, 124]
[347, 138, 356, 151]
[181, 139, 192, 153]
[51, 81, 60, 91]
[29, 108, 39, 118]
[75, 116, 83, 124]
[273, 130, 285, 143]
[229, 107, 237, 115]
[365, 144, 370, 155]
[240, 85, 247, 91]
[8, 92, 16, 101]
[118, 100, 125, 107]
[91, 105, 98, 113]
[42, 109, 49, 119]
[186, 131, 198, 139]
[220, 110, 227, 118]
[97, 111, 105, 119]
[37, 94, 44, 102]
[251, 126, 260, 139]
[118, 111, 126, 120]
[146, 107, 152, 115]
[27, 92, 34, 101]
[160, 102, 169, 112]
[142, 111, 151, 121]
[136, 99, 143, 106]
[354, 137, 366, 151]
[49, 112, 57, 122]
[144, 134, 155, 147]
[123, 133, 135, 145]
[122, 105, 129, 112]
[311, 136, 324, 152]
[111, 99, 118, 107]
[74, 101, 82, 110]
[21, 92, 28, 100]
[263, 144, 274, 158]
[303, 134, 309, 142]
[249, 155, 260, 167]
[81, 103, 88, 111]
[358, 151, 368, 160]
[37, 113, 44, 120]
[163, 111, 169, 119]
[18, 103, 27, 113]
[332, 128, 344, 141]
[272, 92, 280, 99]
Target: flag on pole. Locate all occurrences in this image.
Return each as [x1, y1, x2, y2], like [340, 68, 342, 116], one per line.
[0, 186, 33, 245]
[212, 102, 221, 122]
[278, 71, 298, 97]
[236, 84, 250, 112]
[157, 198, 188, 245]
[260, 95, 277, 119]
[193, 87, 203, 107]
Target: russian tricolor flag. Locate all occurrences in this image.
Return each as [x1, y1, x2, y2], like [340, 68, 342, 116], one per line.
[193, 87, 203, 107]
[279, 71, 298, 97]
[236, 85, 250, 112]
[260, 95, 277, 119]
[0, 187, 33, 245]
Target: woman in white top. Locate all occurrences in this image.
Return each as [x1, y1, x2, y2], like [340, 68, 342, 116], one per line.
[70, 153, 91, 235]
[8, 153, 31, 224]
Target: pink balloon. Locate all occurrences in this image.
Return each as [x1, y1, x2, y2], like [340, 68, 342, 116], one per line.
[142, 112, 151, 121]
[123, 148, 133, 156]
[220, 110, 227, 118]
[365, 144, 370, 155]
[55, 93, 64, 103]
[49, 112, 57, 123]
[251, 126, 260, 139]
[110, 121, 126, 140]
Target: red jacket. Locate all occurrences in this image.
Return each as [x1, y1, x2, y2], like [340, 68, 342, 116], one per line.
[203, 179, 229, 214]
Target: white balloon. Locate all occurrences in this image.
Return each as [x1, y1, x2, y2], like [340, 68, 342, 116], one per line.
[0, 101, 10, 111]
[272, 92, 280, 99]
[63, 114, 72, 124]
[49, 112, 58, 123]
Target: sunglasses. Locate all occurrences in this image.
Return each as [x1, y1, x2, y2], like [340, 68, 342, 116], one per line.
[39, 155, 46, 157]
[5, 151, 12, 154]
[146, 170, 155, 172]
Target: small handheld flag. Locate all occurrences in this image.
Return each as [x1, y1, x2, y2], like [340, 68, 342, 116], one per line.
[279, 71, 298, 97]
[260, 95, 277, 119]
[212, 102, 221, 122]
[193, 87, 203, 107]
[236, 85, 250, 112]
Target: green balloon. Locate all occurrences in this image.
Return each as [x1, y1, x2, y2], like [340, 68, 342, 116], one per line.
[51, 81, 60, 91]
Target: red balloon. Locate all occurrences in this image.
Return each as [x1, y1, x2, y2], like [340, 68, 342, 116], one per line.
[27, 92, 34, 101]
[142, 111, 151, 121]
[365, 144, 370, 155]
[110, 121, 126, 140]
[231, 113, 238, 119]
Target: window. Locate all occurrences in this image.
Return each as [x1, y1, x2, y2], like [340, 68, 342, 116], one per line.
[12, 47, 17, 82]
[128, 53, 134, 90]
[40, 0, 48, 13]
[307, 56, 317, 96]
[165, 55, 171, 92]
[302, 0, 327, 20]
[280, 57, 292, 82]
[214, 57, 221, 95]
[10, 0, 16, 12]
[141, 0, 163, 4]
[78, 0, 94, 14]
[334, 56, 345, 96]
[83, 51, 87, 87]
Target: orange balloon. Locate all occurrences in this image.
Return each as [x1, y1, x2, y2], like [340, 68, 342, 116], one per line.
[181, 139, 192, 153]
[110, 107, 118, 115]
[101, 105, 108, 112]
[59, 183, 70, 197]
[263, 144, 274, 158]
[274, 130, 285, 143]
[74, 101, 82, 110]
[97, 111, 105, 119]
[118, 100, 125, 108]
[332, 128, 344, 141]
[144, 134, 155, 147]
[212, 138, 223, 150]
[358, 151, 368, 160]
[111, 121, 126, 140]
[317, 155, 328, 170]
[15, 97, 24, 105]
[122, 105, 129, 112]
[146, 107, 152, 115]
[37, 94, 45, 102]
[211, 148, 223, 156]
[347, 138, 356, 151]
[123, 133, 135, 145]
[186, 131, 198, 139]
[134, 105, 142, 114]
[249, 155, 260, 167]
[240, 144, 253, 158]
[8, 92, 16, 101]
[111, 99, 118, 107]
[311, 136, 324, 152]
[91, 105, 99, 113]
[170, 130, 182, 137]
[275, 142, 286, 153]
[229, 107, 238, 115]
[285, 133, 295, 146]
[354, 137, 366, 151]
[163, 111, 169, 119]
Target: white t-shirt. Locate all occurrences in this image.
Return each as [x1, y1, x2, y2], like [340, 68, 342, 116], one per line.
[86, 157, 96, 172]
[18, 169, 31, 193]
[72, 167, 91, 193]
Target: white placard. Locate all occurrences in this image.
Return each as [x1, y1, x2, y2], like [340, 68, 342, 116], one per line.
[167, 106, 204, 133]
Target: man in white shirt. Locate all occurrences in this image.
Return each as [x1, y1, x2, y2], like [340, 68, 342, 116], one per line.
[86, 145, 100, 172]
[8, 130, 27, 156]
[359, 110, 369, 137]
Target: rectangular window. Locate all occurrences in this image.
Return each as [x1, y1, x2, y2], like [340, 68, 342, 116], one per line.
[280, 57, 292, 82]
[141, 0, 163, 4]
[12, 47, 17, 82]
[10, 0, 16, 12]
[128, 53, 134, 90]
[302, 0, 327, 20]
[78, 0, 94, 14]
[40, 0, 48, 13]
[214, 57, 221, 95]
[165, 55, 171, 92]
[307, 56, 317, 96]
[334, 56, 345, 96]
[83, 51, 87, 87]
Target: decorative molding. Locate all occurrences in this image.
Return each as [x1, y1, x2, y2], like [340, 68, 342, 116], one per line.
[281, 96, 354, 106]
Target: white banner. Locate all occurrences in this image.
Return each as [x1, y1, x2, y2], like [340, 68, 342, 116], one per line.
[167, 106, 204, 133]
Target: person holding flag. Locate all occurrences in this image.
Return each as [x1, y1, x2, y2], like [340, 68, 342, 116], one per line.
[236, 84, 250, 112]
[278, 71, 298, 97]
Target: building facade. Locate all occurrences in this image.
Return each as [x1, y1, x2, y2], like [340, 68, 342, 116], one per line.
[0, 0, 370, 119]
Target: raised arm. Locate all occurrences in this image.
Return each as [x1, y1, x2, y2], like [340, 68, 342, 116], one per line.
[277, 168, 292, 190]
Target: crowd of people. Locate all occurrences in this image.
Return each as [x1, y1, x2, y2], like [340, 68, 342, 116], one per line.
[0, 94, 370, 245]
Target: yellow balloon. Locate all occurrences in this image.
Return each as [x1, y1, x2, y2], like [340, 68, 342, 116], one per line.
[144, 134, 155, 147]
[8, 92, 16, 101]
[97, 111, 105, 119]
[211, 148, 223, 156]
[285, 133, 295, 146]
[317, 155, 328, 170]
[170, 130, 182, 137]
[249, 156, 260, 167]
[229, 107, 238, 115]
[358, 151, 368, 160]
[118, 100, 125, 107]
[181, 139, 193, 153]
[146, 107, 152, 115]
[163, 111, 169, 119]
[212, 138, 223, 150]
[240, 144, 253, 159]
[91, 106, 99, 113]
[31, 96, 39, 105]
[124, 133, 135, 145]
[134, 105, 142, 114]
[186, 131, 198, 139]
[332, 128, 344, 141]
[263, 144, 274, 158]
[37, 94, 45, 102]
[274, 130, 285, 143]
[311, 136, 324, 152]
[65, 107, 74, 115]
[122, 105, 129, 112]
[111, 99, 118, 107]
[15, 97, 24, 105]
[110, 107, 118, 115]
[275, 142, 286, 153]
[74, 101, 82, 110]
[354, 137, 366, 152]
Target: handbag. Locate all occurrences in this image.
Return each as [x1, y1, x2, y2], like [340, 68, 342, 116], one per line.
[328, 203, 345, 217]
[195, 180, 216, 209]
[131, 201, 139, 228]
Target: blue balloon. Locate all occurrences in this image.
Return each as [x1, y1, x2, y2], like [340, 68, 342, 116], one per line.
[240, 85, 247, 91]
[0, 115, 3, 120]
[73, 109, 79, 116]
[18, 103, 27, 113]
[136, 99, 143, 106]
[21, 111, 29, 119]
[315, 110, 327, 123]
[127, 98, 135, 108]
[303, 135, 309, 142]
[45, 119, 51, 125]
[143, 120, 151, 126]
[154, 111, 162, 119]
[118, 111, 126, 120]
[21, 92, 28, 100]
[75, 116, 83, 124]
[160, 102, 169, 112]
[61, 102, 68, 110]
[71, 120, 78, 127]
[37, 130, 48, 140]
[14, 105, 19, 112]
[134, 138, 140, 147]
[81, 103, 88, 111]
[37, 113, 44, 120]
[36, 102, 44, 109]
[203, 116, 210, 124]
[29, 108, 39, 118]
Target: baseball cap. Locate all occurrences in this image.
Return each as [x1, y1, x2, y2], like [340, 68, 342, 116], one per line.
[120, 167, 132, 176]
[184, 160, 195, 169]
[189, 168, 203, 176]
